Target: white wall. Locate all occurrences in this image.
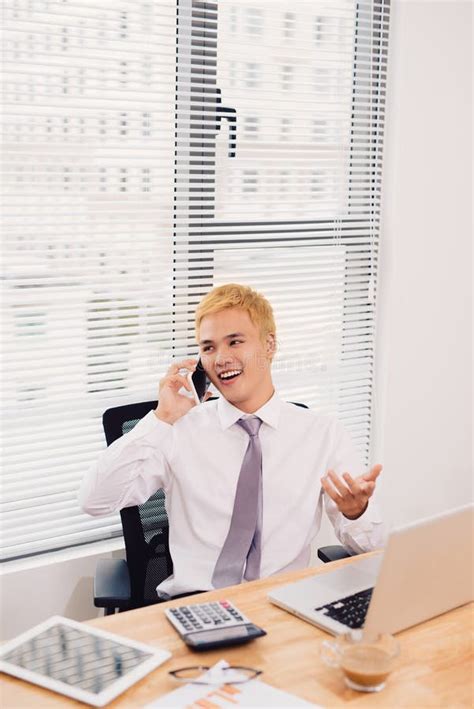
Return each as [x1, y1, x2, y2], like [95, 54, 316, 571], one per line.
[0, 542, 124, 641]
[373, 0, 473, 527]
[1, 0, 472, 641]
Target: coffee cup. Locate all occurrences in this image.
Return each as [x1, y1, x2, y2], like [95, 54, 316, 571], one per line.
[321, 631, 399, 692]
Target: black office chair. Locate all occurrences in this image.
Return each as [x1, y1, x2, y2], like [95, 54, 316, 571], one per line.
[317, 546, 353, 562]
[93, 399, 350, 614]
[94, 400, 172, 615]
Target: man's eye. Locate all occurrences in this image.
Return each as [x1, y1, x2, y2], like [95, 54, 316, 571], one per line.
[202, 346, 213, 353]
[230, 340, 243, 346]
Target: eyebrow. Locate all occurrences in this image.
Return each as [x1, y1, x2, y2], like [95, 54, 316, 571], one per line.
[199, 332, 246, 346]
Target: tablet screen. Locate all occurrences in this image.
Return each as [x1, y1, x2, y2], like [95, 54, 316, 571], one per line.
[0, 616, 171, 706]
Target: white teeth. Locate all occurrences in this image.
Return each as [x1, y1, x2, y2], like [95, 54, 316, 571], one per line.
[219, 370, 242, 380]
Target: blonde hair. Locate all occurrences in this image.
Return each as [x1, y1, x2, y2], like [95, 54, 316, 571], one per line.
[195, 283, 276, 342]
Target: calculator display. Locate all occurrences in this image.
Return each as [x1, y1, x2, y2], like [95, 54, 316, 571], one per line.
[190, 626, 249, 643]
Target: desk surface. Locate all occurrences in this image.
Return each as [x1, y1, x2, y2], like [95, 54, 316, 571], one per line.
[1, 555, 473, 707]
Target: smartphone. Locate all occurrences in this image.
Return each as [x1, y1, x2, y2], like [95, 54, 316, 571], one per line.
[187, 359, 209, 405]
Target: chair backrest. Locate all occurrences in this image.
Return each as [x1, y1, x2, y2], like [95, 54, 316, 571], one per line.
[102, 398, 309, 607]
[102, 400, 172, 608]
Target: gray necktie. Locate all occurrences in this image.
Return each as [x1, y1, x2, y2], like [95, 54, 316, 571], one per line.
[212, 417, 263, 588]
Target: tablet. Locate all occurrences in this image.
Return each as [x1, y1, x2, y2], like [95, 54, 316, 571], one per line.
[0, 615, 171, 706]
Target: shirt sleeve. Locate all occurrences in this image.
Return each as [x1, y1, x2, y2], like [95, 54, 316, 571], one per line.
[78, 410, 174, 517]
[323, 421, 386, 553]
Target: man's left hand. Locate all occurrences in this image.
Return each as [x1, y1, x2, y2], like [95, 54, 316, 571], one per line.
[321, 464, 382, 520]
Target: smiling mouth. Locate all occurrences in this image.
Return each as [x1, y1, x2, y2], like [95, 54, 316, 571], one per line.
[218, 369, 243, 382]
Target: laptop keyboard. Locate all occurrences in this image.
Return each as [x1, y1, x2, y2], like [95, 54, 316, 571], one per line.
[315, 587, 374, 629]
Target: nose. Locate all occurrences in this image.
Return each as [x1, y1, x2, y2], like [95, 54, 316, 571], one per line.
[214, 346, 233, 368]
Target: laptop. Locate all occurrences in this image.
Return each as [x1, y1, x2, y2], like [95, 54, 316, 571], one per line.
[268, 504, 473, 637]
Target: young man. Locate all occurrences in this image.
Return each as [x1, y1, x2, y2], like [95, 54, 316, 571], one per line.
[80, 284, 384, 598]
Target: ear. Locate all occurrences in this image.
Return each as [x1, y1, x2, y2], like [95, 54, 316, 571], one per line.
[265, 333, 276, 359]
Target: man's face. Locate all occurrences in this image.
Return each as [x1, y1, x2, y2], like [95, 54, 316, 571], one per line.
[198, 307, 275, 413]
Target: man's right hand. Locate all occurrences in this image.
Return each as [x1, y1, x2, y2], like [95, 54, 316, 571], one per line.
[155, 358, 198, 425]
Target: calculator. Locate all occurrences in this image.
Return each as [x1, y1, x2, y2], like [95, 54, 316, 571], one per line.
[164, 600, 266, 651]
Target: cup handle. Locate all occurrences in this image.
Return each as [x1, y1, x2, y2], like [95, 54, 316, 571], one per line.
[320, 639, 340, 668]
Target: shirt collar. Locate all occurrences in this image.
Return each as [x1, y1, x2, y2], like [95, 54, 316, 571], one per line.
[217, 391, 282, 431]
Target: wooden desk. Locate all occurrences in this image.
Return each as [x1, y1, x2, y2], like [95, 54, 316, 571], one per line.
[1, 555, 473, 707]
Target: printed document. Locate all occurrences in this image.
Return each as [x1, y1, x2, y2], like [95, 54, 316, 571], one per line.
[146, 660, 323, 708]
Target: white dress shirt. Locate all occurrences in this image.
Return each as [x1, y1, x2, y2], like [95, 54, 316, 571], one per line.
[79, 393, 384, 597]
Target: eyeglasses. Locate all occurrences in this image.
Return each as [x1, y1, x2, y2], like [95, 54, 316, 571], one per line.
[169, 665, 262, 685]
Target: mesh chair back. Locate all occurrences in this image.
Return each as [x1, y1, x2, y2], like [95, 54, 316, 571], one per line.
[102, 401, 172, 608]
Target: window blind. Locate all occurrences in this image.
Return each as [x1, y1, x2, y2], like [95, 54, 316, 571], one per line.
[1, 0, 178, 560]
[173, 1, 389, 445]
[1, 0, 390, 561]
